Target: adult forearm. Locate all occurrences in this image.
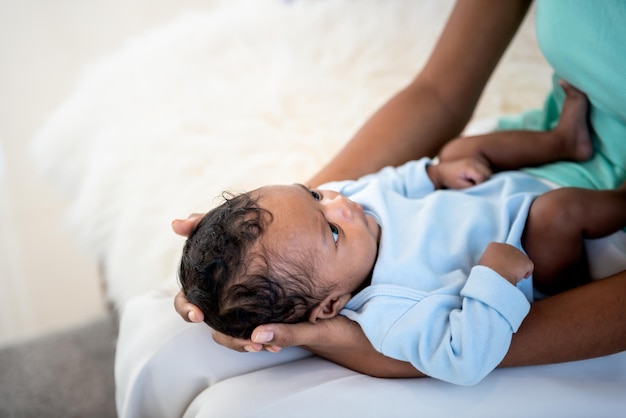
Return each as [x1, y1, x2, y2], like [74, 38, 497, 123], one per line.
[308, 0, 532, 187]
[308, 82, 466, 187]
[500, 271, 626, 368]
[302, 316, 425, 378]
[308, 272, 626, 378]
[304, 271, 626, 378]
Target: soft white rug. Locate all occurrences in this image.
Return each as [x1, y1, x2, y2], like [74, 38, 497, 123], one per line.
[32, 0, 552, 311]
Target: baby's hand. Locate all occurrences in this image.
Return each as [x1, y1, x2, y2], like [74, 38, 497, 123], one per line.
[478, 242, 534, 286]
[429, 158, 492, 189]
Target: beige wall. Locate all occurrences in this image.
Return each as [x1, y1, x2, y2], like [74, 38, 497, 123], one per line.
[0, 0, 222, 346]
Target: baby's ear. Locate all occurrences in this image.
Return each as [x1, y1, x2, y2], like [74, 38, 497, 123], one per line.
[308, 294, 351, 323]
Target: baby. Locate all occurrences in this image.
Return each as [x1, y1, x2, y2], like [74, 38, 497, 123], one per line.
[179, 82, 626, 384]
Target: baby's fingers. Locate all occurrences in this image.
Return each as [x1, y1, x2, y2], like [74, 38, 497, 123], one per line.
[465, 161, 492, 185]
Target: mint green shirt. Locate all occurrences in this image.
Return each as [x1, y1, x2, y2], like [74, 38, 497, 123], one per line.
[498, 0, 626, 190]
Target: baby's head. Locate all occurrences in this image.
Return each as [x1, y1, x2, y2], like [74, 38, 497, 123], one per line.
[179, 184, 380, 338]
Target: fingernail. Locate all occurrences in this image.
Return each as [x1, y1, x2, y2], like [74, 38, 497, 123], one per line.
[253, 330, 273, 343]
[244, 344, 261, 353]
[188, 311, 196, 322]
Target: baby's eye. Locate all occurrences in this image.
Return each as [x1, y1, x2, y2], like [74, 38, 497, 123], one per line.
[330, 224, 339, 243]
[311, 190, 320, 201]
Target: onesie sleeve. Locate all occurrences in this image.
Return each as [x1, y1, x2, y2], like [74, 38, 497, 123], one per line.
[359, 267, 530, 386]
[320, 158, 436, 198]
[366, 158, 436, 198]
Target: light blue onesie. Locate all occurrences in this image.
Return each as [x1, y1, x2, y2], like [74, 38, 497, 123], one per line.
[324, 158, 551, 385]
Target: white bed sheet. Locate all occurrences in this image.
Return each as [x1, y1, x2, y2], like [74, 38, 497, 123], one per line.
[187, 355, 626, 418]
[116, 285, 626, 418]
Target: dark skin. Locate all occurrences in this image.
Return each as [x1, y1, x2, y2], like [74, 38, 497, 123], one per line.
[174, 0, 626, 377]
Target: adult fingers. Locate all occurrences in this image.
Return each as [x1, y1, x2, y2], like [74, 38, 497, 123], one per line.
[171, 213, 205, 237]
[251, 320, 341, 349]
[211, 329, 263, 353]
[174, 290, 204, 323]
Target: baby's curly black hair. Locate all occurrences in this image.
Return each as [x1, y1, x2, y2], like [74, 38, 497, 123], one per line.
[178, 191, 327, 339]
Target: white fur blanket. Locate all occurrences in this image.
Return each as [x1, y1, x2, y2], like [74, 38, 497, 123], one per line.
[32, 0, 551, 311]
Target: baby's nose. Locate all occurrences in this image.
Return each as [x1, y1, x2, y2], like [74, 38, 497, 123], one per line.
[325, 194, 354, 219]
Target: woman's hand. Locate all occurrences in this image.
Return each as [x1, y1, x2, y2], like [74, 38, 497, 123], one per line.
[174, 290, 204, 323]
[244, 317, 425, 378]
[172, 214, 206, 323]
[172, 213, 286, 353]
[213, 317, 424, 377]
[209, 322, 329, 354]
[171, 213, 204, 236]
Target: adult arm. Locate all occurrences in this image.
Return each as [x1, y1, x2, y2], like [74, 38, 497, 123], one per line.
[175, 0, 535, 376]
[307, 0, 533, 186]
[242, 269, 626, 378]
[215, 0, 626, 376]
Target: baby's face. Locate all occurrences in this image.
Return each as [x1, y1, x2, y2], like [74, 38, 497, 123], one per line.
[256, 184, 380, 296]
